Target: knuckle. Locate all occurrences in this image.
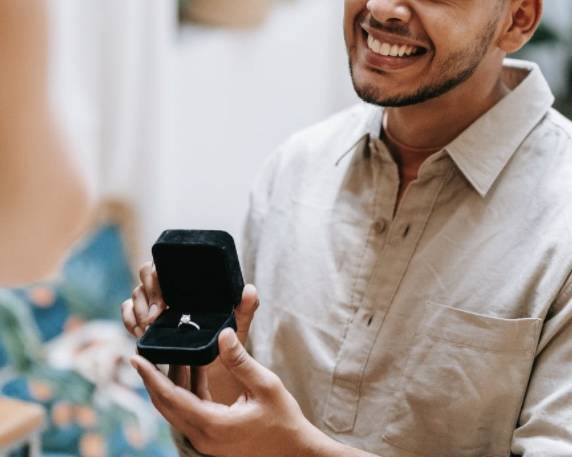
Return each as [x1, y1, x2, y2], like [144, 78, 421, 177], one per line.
[120, 299, 131, 313]
[131, 285, 143, 301]
[122, 320, 133, 333]
[139, 261, 153, 280]
[259, 372, 282, 394]
[228, 347, 249, 370]
[156, 388, 175, 406]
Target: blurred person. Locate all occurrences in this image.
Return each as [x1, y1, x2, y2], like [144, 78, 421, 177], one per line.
[0, 0, 91, 285]
[123, 0, 572, 456]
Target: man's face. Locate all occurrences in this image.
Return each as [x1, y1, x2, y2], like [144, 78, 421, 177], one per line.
[345, 0, 506, 107]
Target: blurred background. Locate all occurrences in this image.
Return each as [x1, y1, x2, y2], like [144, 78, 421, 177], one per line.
[48, 0, 357, 263]
[0, 1, 571, 456]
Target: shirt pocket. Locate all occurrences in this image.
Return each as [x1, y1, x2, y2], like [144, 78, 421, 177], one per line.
[382, 302, 542, 457]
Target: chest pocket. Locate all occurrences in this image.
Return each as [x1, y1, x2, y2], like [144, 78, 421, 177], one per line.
[382, 302, 542, 457]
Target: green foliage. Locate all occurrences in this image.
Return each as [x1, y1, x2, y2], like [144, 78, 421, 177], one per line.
[530, 23, 560, 44]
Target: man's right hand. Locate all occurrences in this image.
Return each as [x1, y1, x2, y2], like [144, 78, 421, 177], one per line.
[120, 261, 260, 404]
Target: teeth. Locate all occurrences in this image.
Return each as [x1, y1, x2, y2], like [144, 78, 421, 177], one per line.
[367, 35, 380, 53]
[367, 35, 420, 57]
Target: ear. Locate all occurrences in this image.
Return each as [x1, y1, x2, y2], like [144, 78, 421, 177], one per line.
[497, 0, 543, 54]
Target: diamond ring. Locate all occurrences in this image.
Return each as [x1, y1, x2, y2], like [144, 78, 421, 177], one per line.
[178, 314, 200, 330]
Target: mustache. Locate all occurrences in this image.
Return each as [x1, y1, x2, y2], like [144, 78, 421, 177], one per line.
[367, 16, 412, 38]
[362, 15, 417, 41]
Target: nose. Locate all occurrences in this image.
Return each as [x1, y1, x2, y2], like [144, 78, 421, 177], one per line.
[366, 0, 412, 23]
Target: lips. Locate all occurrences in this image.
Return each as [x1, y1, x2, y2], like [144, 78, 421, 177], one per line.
[359, 24, 431, 72]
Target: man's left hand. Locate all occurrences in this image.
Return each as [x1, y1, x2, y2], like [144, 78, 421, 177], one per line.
[130, 328, 331, 457]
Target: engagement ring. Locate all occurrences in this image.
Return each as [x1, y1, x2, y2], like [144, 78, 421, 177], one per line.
[178, 314, 200, 330]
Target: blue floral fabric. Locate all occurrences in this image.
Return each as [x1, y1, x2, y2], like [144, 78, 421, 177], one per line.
[0, 224, 176, 457]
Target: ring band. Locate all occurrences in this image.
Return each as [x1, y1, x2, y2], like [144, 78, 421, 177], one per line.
[178, 314, 200, 330]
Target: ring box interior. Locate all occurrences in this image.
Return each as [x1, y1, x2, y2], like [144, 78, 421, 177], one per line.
[137, 230, 244, 366]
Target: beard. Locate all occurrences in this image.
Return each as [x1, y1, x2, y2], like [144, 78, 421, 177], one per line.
[350, 16, 500, 108]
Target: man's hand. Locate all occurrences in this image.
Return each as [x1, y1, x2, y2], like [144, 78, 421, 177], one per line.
[120, 261, 168, 338]
[130, 328, 334, 457]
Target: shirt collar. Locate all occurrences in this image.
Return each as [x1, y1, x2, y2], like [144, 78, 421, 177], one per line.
[445, 59, 555, 197]
[334, 104, 383, 166]
[335, 59, 555, 197]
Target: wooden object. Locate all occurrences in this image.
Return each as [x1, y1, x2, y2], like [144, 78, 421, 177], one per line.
[180, 0, 271, 28]
[0, 396, 45, 456]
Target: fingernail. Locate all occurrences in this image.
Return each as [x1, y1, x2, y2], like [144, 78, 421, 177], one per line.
[220, 328, 237, 349]
[148, 304, 159, 318]
[134, 326, 144, 338]
[130, 357, 139, 370]
[243, 284, 256, 296]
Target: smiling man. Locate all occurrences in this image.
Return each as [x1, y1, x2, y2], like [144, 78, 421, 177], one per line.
[123, 0, 572, 456]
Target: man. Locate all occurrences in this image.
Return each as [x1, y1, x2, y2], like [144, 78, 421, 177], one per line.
[0, 0, 91, 285]
[123, 0, 572, 455]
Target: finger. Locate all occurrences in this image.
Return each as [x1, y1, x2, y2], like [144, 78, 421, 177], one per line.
[131, 356, 214, 427]
[138, 261, 153, 285]
[235, 284, 260, 344]
[121, 299, 144, 338]
[120, 299, 137, 334]
[218, 328, 278, 397]
[145, 371, 202, 445]
[168, 365, 190, 391]
[139, 262, 166, 323]
[132, 285, 151, 329]
[191, 367, 212, 401]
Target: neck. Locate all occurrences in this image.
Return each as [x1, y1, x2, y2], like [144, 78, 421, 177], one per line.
[384, 63, 510, 150]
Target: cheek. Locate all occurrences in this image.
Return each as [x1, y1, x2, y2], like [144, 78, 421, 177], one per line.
[418, 10, 482, 63]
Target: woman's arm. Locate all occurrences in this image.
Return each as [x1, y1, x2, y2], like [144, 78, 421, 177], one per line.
[0, 0, 92, 285]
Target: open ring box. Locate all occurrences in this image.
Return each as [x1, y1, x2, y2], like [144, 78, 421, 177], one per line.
[137, 230, 244, 366]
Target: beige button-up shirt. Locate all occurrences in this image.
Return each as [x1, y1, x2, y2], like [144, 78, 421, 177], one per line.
[240, 59, 572, 457]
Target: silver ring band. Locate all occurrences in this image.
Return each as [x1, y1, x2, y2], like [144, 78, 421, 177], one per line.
[178, 314, 201, 330]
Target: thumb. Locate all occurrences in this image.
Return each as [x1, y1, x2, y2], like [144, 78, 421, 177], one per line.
[235, 284, 260, 345]
[218, 328, 274, 396]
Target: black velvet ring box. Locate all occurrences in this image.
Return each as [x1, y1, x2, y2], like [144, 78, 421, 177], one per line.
[137, 230, 244, 366]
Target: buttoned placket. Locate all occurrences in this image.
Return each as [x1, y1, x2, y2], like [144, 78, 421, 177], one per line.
[323, 139, 453, 433]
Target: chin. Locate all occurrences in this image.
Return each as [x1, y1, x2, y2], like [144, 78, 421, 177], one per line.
[350, 70, 398, 106]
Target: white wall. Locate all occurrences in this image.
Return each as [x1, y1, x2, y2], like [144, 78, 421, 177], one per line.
[165, 1, 357, 248]
[48, 0, 357, 262]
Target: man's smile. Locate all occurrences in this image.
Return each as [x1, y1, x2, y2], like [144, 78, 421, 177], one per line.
[358, 21, 431, 72]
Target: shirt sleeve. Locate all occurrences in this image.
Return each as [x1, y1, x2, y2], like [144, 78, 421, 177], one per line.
[511, 275, 572, 456]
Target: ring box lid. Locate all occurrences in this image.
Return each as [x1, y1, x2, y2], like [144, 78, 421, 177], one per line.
[152, 230, 243, 314]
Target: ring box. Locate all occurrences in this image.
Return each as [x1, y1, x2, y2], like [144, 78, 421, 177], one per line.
[137, 230, 244, 366]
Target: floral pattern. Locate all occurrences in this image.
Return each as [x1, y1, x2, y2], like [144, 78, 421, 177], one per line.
[0, 224, 176, 457]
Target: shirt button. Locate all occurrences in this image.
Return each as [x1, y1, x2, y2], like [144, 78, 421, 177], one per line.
[373, 220, 386, 234]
